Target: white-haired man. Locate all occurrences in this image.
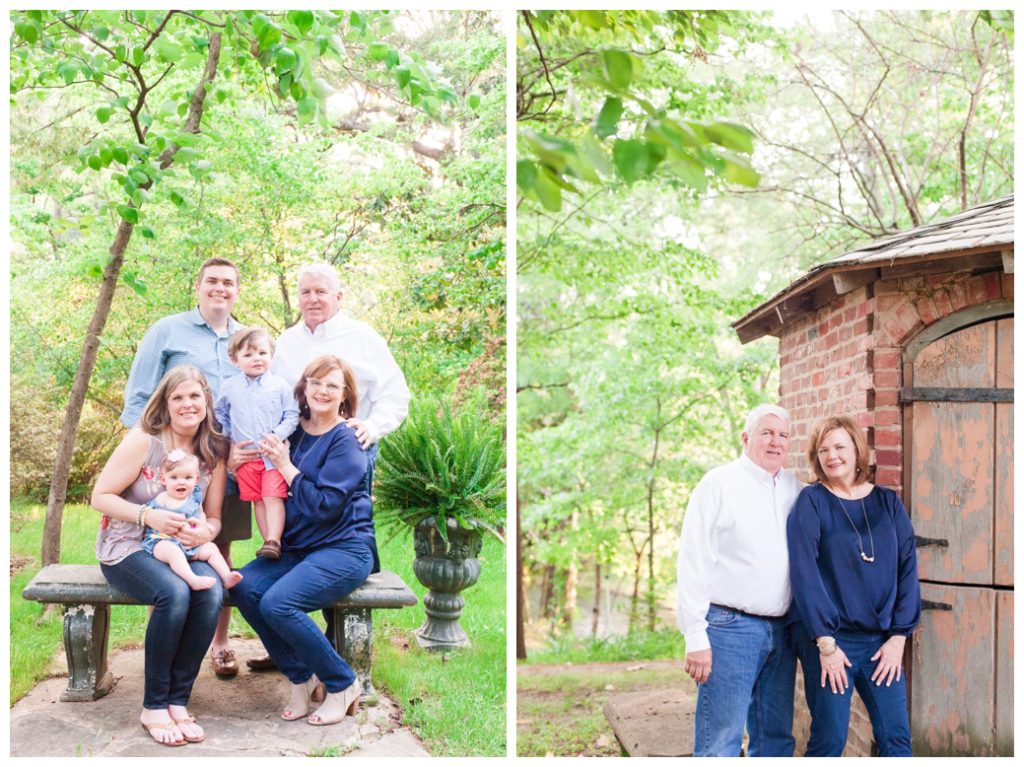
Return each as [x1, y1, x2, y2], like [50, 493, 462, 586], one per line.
[234, 262, 410, 671]
[675, 404, 802, 756]
[270, 263, 410, 447]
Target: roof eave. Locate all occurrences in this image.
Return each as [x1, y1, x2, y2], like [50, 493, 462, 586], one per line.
[733, 244, 1013, 344]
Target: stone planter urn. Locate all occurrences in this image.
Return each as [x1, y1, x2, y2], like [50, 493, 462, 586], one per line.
[412, 516, 483, 651]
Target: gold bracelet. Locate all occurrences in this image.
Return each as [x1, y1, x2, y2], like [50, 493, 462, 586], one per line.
[136, 504, 146, 525]
[139, 507, 149, 528]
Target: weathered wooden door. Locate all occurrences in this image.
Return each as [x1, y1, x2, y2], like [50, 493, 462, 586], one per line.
[903, 314, 1013, 756]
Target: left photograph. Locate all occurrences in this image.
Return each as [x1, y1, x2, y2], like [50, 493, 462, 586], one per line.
[10, 10, 506, 757]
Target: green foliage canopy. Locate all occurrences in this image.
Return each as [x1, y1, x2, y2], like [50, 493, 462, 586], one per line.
[517, 10, 765, 211]
[10, 11, 506, 501]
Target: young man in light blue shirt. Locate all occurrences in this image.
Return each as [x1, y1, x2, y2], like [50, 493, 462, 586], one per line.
[121, 257, 248, 678]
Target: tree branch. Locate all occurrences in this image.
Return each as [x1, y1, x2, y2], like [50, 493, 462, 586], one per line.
[521, 11, 558, 117]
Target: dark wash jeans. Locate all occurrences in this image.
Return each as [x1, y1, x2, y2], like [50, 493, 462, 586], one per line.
[794, 625, 912, 756]
[323, 443, 378, 643]
[101, 551, 223, 709]
[232, 539, 373, 693]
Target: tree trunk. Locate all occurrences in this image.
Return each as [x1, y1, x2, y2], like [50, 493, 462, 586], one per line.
[628, 550, 642, 634]
[561, 508, 578, 628]
[563, 558, 577, 629]
[591, 561, 601, 637]
[40, 33, 223, 565]
[646, 484, 657, 632]
[516, 495, 527, 660]
[540, 563, 555, 621]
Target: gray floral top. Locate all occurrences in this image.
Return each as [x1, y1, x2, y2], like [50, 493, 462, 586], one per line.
[95, 434, 212, 565]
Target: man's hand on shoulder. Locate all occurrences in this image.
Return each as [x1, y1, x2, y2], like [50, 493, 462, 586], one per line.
[345, 418, 375, 448]
[684, 648, 712, 684]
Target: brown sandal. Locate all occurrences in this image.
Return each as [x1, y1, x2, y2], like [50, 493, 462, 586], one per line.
[212, 649, 238, 678]
[256, 540, 281, 560]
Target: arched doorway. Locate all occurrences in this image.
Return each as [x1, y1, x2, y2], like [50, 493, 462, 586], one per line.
[902, 301, 1013, 756]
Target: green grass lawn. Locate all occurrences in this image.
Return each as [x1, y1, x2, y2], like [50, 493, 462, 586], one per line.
[525, 628, 684, 665]
[517, 662, 691, 756]
[516, 629, 687, 756]
[10, 501, 506, 757]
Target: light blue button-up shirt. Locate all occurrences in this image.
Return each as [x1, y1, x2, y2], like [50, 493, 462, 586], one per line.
[213, 372, 300, 469]
[120, 308, 242, 427]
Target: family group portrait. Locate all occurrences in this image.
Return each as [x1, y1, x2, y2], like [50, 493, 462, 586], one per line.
[7, 6, 1016, 762]
[516, 8, 1013, 758]
[10, 10, 505, 757]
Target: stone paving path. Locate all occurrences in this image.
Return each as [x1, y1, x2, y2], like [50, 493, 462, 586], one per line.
[10, 638, 428, 757]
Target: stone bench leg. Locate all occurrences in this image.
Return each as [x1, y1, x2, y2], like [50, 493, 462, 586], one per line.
[61, 603, 114, 702]
[330, 607, 375, 701]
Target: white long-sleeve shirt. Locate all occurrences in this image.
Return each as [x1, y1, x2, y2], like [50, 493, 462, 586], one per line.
[272, 310, 411, 444]
[675, 453, 802, 653]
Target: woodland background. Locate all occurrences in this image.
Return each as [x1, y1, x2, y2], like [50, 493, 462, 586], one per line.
[10, 9, 506, 548]
[516, 9, 1013, 655]
[10, 11, 507, 755]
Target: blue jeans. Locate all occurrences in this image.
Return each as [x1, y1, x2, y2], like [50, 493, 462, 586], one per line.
[694, 605, 796, 757]
[794, 626, 912, 756]
[323, 445, 378, 644]
[231, 540, 373, 693]
[101, 551, 223, 710]
[363, 442, 378, 495]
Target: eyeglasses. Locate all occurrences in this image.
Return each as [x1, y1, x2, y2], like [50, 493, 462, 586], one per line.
[306, 378, 343, 394]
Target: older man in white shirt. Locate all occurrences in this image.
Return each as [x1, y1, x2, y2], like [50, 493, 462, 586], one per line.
[271, 263, 410, 446]
[676, 404, 802, 757]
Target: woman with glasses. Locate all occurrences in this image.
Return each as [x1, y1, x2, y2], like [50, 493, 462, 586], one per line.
[231, 355, 378, 726]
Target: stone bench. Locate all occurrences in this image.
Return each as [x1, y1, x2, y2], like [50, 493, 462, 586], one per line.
[22, 563, 417, 703]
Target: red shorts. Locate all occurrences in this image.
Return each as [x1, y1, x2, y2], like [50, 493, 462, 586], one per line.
[236, 459, 288, 502]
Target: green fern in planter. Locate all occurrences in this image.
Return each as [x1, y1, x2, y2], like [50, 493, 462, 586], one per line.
[374, 400, 506, 542]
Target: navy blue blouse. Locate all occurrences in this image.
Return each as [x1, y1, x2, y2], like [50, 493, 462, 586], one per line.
[283, 422, 378, 570]
[787, 483, 920, 639]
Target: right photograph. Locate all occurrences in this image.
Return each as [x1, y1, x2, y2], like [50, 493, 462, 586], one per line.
[515, 9, 1013, 758]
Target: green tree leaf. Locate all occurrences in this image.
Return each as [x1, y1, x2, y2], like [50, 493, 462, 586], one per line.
[534, 167, 563, 211]
[287, 10, 315, 35]
[719, 152, 760, 186]
[602, 50, 635, 90]
[595, 97, 624, 139]
[612, 139, 650, 182]
[154, 38, 183, 63]
[704, 121, 755, 154]
[115, 204, 139, 224]
[275, 46, 297, 75]
[517, 159, 538, 191]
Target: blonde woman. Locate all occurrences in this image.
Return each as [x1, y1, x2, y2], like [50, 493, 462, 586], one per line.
[93, 366, 229, 746]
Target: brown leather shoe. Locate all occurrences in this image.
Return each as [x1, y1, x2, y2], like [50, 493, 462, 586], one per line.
[212, 649, 238, 678]
[256, 540, 281, 560]
[246, 653, 277, 672]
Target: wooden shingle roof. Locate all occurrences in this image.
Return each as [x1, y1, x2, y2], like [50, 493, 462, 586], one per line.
[733, 195, 1014, 343]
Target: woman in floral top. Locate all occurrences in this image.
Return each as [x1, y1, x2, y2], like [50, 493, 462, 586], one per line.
[92, 366, 229, 746]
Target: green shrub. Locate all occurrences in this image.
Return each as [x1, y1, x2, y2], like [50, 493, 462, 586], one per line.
[374, 399, 506, 541]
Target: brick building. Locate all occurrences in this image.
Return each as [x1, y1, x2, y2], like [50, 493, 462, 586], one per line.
[733, 195, 1013, 756]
